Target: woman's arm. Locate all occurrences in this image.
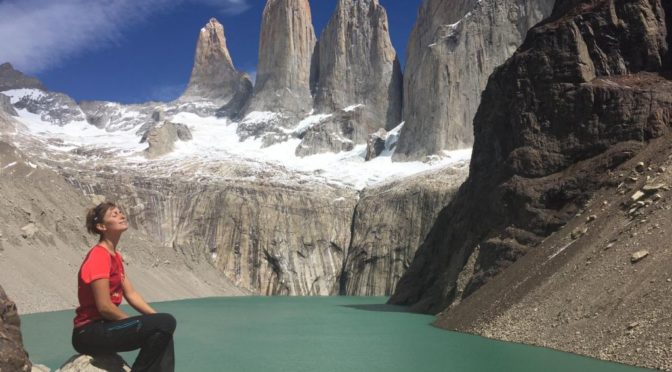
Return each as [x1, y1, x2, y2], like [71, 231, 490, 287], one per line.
[122, 276, 156, 315]
[91, 279, 129, 320]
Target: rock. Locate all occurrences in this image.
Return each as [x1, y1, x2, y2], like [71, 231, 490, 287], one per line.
[391, 0, 672, 313]
[245, 0, 316, 117]
[393, 0, 555, 161]
[0, 93, 17, 116]
[631, 251, 650, 263]
[571, 227, 588, 240]
[151, 110, 164, 123]
[0, 62, 46, 91]
[181, 18, 253, 112]
[141, 122, 192, 159]
[32, 365, 50, 372]
[20, 223, 38, 239]
[642, 183, 666, 193]
[631, 191, 646, 203]
[635, 162, 646, 173]
[0, 284, 32, 372]
[627, 322, 640, 330]
[314, 0, 402, 141]
[295, 108, 359, 157]
[653, 193, 663, 202]
[12, 90, 85, 126]
[57, 354, 130, 372]
[586, 215, 597, 223]
[365, 129, 387, 161]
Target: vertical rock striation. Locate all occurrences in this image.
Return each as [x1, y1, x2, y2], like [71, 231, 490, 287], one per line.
[391, 0, 671, 313]
[245, 0, 317, 117]
[393, 0, 555, 161]
[0, 285, 31, 372]
[314, 0, 402, 142]
[181, 18, 253, 116]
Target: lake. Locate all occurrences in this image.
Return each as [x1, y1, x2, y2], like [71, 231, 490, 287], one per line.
[21, 296, 650, 371]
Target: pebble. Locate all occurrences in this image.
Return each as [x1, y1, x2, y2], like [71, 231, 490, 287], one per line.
[631, 250, 649, 263]
[586, 215, 597, 223]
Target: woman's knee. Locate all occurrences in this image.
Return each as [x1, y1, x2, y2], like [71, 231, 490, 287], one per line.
[154, 313, 176, 334]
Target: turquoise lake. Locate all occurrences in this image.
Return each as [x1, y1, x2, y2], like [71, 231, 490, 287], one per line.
[22, 296, 651, 371]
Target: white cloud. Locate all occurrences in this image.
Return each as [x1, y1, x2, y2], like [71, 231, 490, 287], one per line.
[0, 0, 252, 74]
[189, 0, 252, 15]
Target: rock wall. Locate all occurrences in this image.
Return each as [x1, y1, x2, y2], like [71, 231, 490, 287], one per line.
[68, 173, 359, 296]
[0, 285, 31, 372]
[393, 0, 555, 161]
[314, 0, 402, 142]
[342, 165, 468, 295]
[245, 0, 317, 117]
[391, 0, 671, 313]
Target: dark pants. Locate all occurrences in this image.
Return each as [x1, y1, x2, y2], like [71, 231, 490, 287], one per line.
[72, 313, 176, 372]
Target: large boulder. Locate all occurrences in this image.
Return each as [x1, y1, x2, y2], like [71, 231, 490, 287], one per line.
[0, 284, 31, 372]
[314, 0, 402, 142]
[0, 93, 17, 116]
[141, 122, 193, 159]
[393, 0, 555, 161]
[57, 354, 130, 372]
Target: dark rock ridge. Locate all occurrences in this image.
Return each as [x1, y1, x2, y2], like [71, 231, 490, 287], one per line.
[393, 0, 555, 161]
[181, 18, 252, 115]
[0, 285, 31, 371]
[0, 62, 45, 92]
[391, 0, 672, 314]
[314, 0, 402, 142]
[244, 0, 317, 118]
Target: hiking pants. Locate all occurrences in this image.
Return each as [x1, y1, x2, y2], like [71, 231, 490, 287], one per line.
[72, 313, 176, 372]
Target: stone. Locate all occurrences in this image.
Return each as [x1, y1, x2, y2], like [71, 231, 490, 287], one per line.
[631, 251, 650, 263]
[0, 93, 17, 116]
[32, 364, 50, 372]
[141, 122, 193, 159]
[571, 227, 588, 240]
[635, 162, 646, 173]
[314, 0, 402, 142]
[0, 284, 32, 372]
[365, 129, 388, 161]
[57, 354, 130, 372]
[295, 108, 359, 157]
[181, 18, 253, 114]
[642, 183, 666, 193]
[244, 0, 316, 117]
[631, 191, 645, 203]
[586, 215, 597, 223]
[393, 0, 555, 161]
[0, 62, 46, 91]
[20, 223, 38, 239]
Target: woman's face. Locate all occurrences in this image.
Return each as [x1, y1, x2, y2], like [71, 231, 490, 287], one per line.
[98, 207, 129, 235]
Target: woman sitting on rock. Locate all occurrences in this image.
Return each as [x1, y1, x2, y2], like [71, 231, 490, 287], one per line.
[71, 201, 176, 372]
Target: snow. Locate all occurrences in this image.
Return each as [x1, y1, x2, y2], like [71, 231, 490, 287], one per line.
[12, 104, 472, 190]
[343, 104, 364, 112]
[3, 89, 46, 104]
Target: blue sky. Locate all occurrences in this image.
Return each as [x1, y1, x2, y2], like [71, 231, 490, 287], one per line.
[0, 0, 423, 104]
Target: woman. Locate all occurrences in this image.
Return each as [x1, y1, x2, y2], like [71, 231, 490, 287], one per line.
[72, 202, 176, 372]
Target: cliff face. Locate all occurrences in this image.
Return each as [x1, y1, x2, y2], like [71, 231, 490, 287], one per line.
[0, 63, 45, 92]
[342, 166, 468, 295]
[181, 18, 253, 115]
[0, 285, 31, 372]
[391, 0, 671, 316]
[245, 0, 317, 117]
[314, 0, 402, 142]
[393, 0, 555, 161]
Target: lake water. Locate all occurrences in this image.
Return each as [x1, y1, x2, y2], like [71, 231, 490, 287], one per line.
[22, 296, 650, 371]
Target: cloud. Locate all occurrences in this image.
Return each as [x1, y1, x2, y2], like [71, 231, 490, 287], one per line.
[188, 0, 252, 15]
[0, 0, 252, 74]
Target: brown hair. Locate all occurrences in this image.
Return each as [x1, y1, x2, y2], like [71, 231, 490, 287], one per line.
[85, 202, 117, 236]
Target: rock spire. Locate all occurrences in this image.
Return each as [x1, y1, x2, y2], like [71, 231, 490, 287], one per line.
[245, 0, 317, 117]
[182, 18, 252, 114]
[393, 0, 555, 161]
[314, 0, 402, 141]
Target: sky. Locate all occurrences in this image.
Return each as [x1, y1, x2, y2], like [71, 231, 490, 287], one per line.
[0, 0, 423, 104]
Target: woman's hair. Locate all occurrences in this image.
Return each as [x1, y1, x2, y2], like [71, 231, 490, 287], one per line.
[85, 202, 117, 235]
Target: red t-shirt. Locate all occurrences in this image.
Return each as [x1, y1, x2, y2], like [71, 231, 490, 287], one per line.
[73, 245, 125, 328]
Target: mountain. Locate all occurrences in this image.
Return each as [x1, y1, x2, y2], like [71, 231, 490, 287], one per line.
[313, 0, 402, 142]
[181, 18, 253, 117]
[0, 63, 45, 92]
[244, 0, 317, 118]
[390, 0, 672, 368]
[393, 0, 555, 161]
